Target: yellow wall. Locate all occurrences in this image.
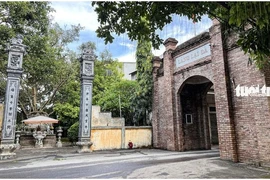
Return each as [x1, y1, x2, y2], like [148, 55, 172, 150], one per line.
[90, 127, 152, 151]
[91, 128, 122, 151]
[125, 128, 152, 149]
[89, 106, 152, 151]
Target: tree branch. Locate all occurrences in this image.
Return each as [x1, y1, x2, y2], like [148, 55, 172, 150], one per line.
[39, 75, 70, 111]
[20, 80, 35, 111]
[18, 100, 28, 118]
[48, 110, 55, 116]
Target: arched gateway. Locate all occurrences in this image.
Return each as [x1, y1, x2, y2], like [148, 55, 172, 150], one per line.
[152, 19, 270, 166]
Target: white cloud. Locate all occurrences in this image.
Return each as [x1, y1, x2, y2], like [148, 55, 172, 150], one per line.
[152, 46, 165, 58]
[119, 42, 136, 51]
[50, 2, 99, 31]
[117, 51, 136, 62]
[117, 46, 167, 63]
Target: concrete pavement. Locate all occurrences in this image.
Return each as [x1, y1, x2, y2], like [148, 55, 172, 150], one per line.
[0, 146, 269, 178]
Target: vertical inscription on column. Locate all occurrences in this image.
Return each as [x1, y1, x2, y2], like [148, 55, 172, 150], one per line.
[3, 80, 18, 139]
[83, 84, 92, 137]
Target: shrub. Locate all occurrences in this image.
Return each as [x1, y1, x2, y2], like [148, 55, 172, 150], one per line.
[67, 121, 79, 144]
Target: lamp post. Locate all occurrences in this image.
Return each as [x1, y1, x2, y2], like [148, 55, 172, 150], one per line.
[0, 35, 26, 160]
[76, 48, 96, 153]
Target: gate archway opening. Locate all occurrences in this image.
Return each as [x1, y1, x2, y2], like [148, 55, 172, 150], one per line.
[179, 75, 218, 151]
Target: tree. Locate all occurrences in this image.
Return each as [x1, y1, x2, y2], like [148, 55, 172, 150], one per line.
[0, 2, 53, 101]
[92, 50, 124, 105]
[92, 2, 270, 69]
[98, 80, 138, 125]
[53, 41, 96, 130]
[132, 37, 153, 126]
[0, 2, 52, 50]
[17, 23, 83, 119]
[54, 44, 126, 132]
[53, 77, 80, 128]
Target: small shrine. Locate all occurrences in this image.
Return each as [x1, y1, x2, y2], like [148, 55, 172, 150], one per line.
[17, 116, 61, 148]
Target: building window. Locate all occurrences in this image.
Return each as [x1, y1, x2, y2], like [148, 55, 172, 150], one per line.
[105, 69, 112, 76]
[209, 106, 216, 113]
[186, 114, 193, 124]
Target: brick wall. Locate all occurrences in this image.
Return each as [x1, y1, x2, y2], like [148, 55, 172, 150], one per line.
[152, 19, 270, 165]
[226, 37, 270, 165]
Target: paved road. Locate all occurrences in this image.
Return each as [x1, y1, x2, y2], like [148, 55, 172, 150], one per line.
[0, 148, 269, 178]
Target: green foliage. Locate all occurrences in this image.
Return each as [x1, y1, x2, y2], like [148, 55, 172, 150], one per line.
[92, 2, 270, 69]
[222, 2, 270, 69]
[92, 2, 217, 49]
[132, 38, 153, 126]
[0, 2, 53, 101]
[18, 23, 82, 118]
[53, 80, 80, 127]
[53, 41, 95, 130]
[98, 80, 138, 125]
[0, 2, 52, 49]
[93, 52, 124, 105]
[67, 121, 79, 143]
[0, 2, 84, 119]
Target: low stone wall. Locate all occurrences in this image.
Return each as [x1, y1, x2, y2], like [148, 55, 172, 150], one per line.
[20, 134, 57, 148]
[90, 126, 152, 151]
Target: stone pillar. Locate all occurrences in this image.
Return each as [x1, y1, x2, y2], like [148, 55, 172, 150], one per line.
[162, 38, 178, 150]
[76, 48, 96, 153]
[210, 19, 238, 162]
[0, 35, 26, 160]
[151, 56, 161, 148]
[56, 126, 63, 148]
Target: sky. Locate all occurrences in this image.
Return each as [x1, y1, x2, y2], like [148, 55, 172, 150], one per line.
[50, 1, 213, 62]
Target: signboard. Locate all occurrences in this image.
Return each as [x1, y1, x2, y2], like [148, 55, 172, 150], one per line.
[175, 43, 211, 68]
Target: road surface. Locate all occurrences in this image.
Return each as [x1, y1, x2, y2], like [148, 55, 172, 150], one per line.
[0, 148, 268, 178]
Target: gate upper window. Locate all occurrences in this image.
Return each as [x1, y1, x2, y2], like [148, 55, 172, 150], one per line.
[185, 114, 193, 124]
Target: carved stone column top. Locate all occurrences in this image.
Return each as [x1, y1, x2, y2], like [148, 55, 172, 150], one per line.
[79, 48, 97, 62]
[79, 48, 97, 77]
[6, 35, 27, 71]
[6, 34, 27, 54]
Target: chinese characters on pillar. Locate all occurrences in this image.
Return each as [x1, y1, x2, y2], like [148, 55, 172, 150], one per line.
[83, 84, 92, 136]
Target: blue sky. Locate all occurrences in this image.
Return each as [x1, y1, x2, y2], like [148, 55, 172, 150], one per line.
[50, 1, 213, 62]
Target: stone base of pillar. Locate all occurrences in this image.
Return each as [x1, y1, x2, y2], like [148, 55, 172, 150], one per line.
[35, 143, 43, 148]
[56, 141, 62, 148]
[0, 144, 17, 160]
[76, 141, 93, 153]
[16, 144, 21, 150]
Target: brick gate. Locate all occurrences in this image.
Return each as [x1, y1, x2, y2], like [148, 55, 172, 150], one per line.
[152, 19, 270, 165]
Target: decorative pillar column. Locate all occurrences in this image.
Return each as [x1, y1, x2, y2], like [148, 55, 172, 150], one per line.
[0, 35, 26, 160]
[151, 56, 161, 149]
[76, 48, 96, 153]
[56, 126, 63, 148]
[15, 131, 21, 149]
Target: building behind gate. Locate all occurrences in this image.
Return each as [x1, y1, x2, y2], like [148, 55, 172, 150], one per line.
[152, 19, 270, 166]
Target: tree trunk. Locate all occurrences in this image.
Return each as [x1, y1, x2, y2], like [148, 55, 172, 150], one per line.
[32, 87, 37, 111]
